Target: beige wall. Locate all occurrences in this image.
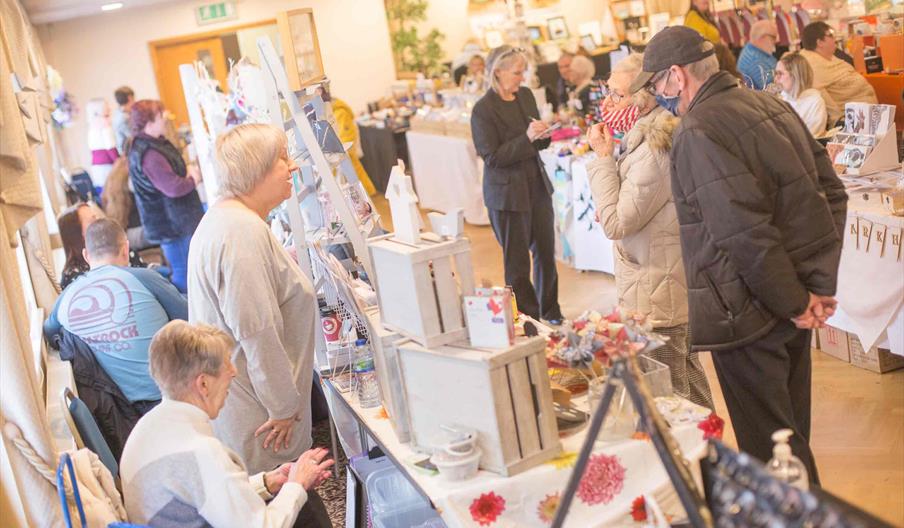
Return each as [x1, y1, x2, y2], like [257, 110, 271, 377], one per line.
[37, 0, 396, 168]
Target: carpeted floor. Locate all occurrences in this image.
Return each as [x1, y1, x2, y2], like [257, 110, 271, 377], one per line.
[312, 418, 349, 527]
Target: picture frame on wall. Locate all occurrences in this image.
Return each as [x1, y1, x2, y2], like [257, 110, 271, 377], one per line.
[527, 25, 545, 44]
[547, 16, 569, 40]
[580, 34, 597, 52]
[277, 8, 325, 91]
[484, 28, 505, 49]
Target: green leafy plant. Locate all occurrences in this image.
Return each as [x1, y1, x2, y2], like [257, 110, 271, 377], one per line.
[385, 0, 446, 77]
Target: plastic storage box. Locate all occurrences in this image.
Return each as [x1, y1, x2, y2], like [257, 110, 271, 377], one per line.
[365, 466, 445, 527]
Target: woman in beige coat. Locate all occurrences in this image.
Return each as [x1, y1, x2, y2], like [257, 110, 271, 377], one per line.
[587, 54, 714, 409]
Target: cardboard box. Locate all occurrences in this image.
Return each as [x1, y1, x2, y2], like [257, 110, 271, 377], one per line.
[817, 326, 851, 362]
[848, 334, 904, 373]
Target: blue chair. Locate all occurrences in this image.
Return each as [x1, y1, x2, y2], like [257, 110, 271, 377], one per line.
[61, 388, 118, 480]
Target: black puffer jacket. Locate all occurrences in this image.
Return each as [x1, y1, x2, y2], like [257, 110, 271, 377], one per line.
[670, 72, 848, 351]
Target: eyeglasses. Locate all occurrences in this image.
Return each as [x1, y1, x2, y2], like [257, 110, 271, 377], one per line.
[645, 69, 671, 96]
[608, 90, 626, 103]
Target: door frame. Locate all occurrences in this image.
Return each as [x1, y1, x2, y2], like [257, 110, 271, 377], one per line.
[147, 18, 276, 107]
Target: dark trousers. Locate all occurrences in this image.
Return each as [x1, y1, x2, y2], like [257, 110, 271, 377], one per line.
[292, 488, 332, 528]
[711, 320, 820, 484]
[487, 193, 562, 321]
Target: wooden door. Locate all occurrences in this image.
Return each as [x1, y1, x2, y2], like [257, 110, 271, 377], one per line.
[152, 37, 228, 128]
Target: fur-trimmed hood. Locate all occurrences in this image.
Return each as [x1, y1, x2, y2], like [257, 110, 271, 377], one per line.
[625, 106, 679, 155]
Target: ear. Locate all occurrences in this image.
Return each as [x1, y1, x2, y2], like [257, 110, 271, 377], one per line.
[82, 248, 89, 264]
[674, 66, 689, 90]
[193, 373, 210, 398]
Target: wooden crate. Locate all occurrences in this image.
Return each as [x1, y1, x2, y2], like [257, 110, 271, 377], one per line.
[849, 334, 904, 373]
[397, 336, 561, 476]
[364, 307, 411, 442]
[817, 325, 850, 363]
[367, 233, 475, 348]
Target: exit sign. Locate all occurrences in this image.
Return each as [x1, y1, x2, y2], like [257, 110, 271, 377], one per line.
[195, 1, 237, 25]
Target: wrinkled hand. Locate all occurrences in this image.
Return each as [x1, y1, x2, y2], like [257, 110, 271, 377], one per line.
[264, 463, 293, 495]
[791, 292, 835, 329]
[526, 120, 549, 142]
[254, 415, 297, 453]
[288, 448, 334, 491]
[587, 123, 614, 157]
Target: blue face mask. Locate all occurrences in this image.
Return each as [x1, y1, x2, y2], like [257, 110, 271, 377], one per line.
[656, 94, 681, 116]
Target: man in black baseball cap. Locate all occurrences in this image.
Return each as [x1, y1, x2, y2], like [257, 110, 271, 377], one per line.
[635, 24, 848, 485]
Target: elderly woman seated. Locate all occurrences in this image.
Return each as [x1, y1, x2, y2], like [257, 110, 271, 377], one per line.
[120, 321, 333, 527]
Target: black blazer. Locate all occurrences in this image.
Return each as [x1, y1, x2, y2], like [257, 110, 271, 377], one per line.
[471, 87, 553, 212]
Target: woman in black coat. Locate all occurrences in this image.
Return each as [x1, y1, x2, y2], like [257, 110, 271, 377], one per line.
[470, 45, 563, 323]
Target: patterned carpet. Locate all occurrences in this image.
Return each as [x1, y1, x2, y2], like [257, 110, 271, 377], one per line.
[312, 417, 349, 527]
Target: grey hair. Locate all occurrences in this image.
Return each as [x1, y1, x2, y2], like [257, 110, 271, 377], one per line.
[214, 123, 288, 199]
[611, 53, 656, 108]
[779, 51, 814, 99]
[750, 20, 777, 43]
[149, 321, 234, 400]
[569, 55, 596, 84]
[488, 47, 528, 94]
[685, 42, 720, 82]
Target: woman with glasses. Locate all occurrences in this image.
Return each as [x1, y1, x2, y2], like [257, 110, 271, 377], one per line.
[775, 52, 828, 137]
[470, 45, 563, 324]
[584, 53, 715, 410]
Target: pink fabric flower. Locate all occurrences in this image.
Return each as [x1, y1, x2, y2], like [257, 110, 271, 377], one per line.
[536, 493, 560, 524]
[577, 453, 626, 505]
[698, 413, 725, 440]
[470, 492, 506, 526]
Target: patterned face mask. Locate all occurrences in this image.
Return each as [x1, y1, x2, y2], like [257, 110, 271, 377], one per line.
[599, 104, 641, 135]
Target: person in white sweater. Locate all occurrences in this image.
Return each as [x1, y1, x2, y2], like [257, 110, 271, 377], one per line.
[120, 321, 334, 528]
[775, 51, 828, 137]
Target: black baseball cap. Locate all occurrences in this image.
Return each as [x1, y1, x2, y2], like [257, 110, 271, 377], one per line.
[629, 26, 715, 94]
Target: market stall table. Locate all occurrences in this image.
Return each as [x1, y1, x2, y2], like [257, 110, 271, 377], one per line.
[540, 149, 616, 274]
[405, 130, 489, 225]
[828, 185, 904, 357]
[325, 378, 710, 528]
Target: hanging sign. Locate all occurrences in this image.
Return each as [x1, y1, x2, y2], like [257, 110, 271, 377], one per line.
[195, 1, 237, 26]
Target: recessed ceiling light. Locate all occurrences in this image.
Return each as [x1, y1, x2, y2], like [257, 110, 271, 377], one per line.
[101, 2, 123, 11]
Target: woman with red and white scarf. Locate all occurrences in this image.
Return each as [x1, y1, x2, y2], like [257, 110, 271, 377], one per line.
[585, 53, 715, 410]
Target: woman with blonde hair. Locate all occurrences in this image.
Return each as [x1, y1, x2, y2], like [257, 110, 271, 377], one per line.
[775, 51, 828, 137]
[586, 53, 714, 409]
[470, 45, 563, 324]
[187, 123, 330, 526]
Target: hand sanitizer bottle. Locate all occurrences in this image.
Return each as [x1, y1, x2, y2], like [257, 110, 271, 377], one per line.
[766, 429, 809, 490]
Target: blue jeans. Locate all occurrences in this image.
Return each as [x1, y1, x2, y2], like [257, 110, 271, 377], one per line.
[160, 235, 192, 293]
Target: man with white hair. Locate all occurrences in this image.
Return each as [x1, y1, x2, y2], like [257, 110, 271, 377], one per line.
[737, 20, 779, 90]
[630, 26, 848, 484]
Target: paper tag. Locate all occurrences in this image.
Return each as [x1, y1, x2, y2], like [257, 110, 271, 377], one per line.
[859, 218, 873, 252]
[848, 216, 860, 250]
[872, 223, 888, 258]
[890, 227, 903, 262]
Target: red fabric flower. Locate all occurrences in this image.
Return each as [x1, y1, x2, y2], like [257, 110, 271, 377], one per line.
[577, 453, 626, 505]
[470, 492, 506, 526]
[698, 412, 725, 440]
[536, 492, 560, 524]
[631, 496, 647, 522]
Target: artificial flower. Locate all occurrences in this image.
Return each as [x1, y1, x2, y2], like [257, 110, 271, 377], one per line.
[631, 496, 647, 522]
[577, 453, 626, 505]
[469, 492, 506, 526]
[537, 493, 560, 523]
[546, 451, 578, 470]
[698, 413, 725, 440]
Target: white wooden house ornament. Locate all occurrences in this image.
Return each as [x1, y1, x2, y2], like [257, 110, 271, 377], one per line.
[385, 160, 421, 245]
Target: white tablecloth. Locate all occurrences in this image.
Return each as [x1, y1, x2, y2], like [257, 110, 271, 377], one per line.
[406, 130, 489, 225]
[828, 198, 904, 356]
[540, 149, 615, 274]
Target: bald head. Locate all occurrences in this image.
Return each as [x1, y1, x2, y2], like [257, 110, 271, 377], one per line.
[750, 20, 778, 54]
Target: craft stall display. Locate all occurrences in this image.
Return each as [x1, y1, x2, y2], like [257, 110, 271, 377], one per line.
[540, 144, 616, 274]
[827, 103, 897, 176]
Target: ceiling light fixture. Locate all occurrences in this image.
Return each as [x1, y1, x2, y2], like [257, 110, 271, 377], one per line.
[101, 2, 123, 11]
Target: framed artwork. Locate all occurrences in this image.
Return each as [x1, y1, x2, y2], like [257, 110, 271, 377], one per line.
[277, 8, 326, 91]
[527, 25, 545, 44]
[580, 34, 597, 52]
[547, 16, 569, 40]
[629, 0, 646, 16]
[484, 28, 505, 49]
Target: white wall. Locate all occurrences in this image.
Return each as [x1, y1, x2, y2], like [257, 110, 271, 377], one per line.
[36, 0, 396, 168]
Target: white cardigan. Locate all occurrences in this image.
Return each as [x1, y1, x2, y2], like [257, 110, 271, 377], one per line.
[120, 399, 307, 528]
[782, 88, 828, 137]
